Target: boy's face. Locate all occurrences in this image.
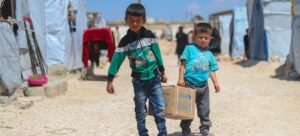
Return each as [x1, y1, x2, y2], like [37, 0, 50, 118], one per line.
[194, 32, 212, 49]
[125, 15, 146, 34]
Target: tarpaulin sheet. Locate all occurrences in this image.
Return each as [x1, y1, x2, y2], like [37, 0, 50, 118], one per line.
[231, 6, 249, 57]
[65, 0, 87, 70]
[290, 0, 300, 74]
[247, 0, 292, 61]
[219, 14, 232, 55]
[0, 22, 22, 91]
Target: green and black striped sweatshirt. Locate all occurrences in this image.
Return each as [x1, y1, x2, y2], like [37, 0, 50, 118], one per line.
[108, 27, 165, 81]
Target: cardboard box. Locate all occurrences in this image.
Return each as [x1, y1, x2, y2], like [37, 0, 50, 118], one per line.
[149, 85, 196, 120]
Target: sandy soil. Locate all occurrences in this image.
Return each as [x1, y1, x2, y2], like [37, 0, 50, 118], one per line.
[1, 40, 300, 136]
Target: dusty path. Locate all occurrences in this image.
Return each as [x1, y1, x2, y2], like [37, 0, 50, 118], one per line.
[1, 40, 300, 136]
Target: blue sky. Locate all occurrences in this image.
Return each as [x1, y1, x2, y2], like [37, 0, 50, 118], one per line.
[86, 0, 246, 22]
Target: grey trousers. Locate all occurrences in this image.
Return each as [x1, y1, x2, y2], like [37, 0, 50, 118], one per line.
[180, 80, 211, 134]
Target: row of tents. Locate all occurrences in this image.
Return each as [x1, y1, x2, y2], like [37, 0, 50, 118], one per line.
[209, 0, 299, 77]
[0, 0, 88, 95]
[1, 0, 299, 95]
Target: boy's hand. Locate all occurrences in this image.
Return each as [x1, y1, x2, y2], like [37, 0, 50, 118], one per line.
[214, 83, 220, 93]
[161, 73, 168, 83]
[106, 82, 115, 94]
[177, 80, 185, 87]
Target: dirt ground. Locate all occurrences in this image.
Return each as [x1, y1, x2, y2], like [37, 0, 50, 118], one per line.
[1, 40, 300, 136]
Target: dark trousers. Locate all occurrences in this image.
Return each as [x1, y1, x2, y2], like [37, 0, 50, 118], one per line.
[180, 81, 211, 134]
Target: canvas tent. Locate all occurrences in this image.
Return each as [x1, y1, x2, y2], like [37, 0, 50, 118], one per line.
[0, 21, 22, 95]
[230, 7, 249, 57]
[288, 0, 300, 75]
[65, 0, 87, 70]
[247, 0, 292, 61]
[209, 10, 233, 55]
[16, 0, 87, 71]
[1, 0, 87, 94]
[209, 6, 248, 57]
[219, 14, 233, 55]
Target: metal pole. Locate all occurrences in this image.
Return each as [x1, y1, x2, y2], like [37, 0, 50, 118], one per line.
[138, 0, 141, 4]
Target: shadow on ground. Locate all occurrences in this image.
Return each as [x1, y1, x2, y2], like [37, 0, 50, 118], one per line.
[81, 75, 108, 81]
[168, 131, 201, 136]
[234, 60, 261, 68]
[271, 64, 300, 81]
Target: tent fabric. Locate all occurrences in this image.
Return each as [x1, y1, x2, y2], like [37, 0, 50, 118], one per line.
[45, 0, 69, 65]
[219, 14, 233, 55]
[16, 0, 86, 69]
[0, 22, 22, 91]
[247, 0, 292, 61]
[28, 0, 47, 60]
[16, 0, 40, 78]
[209, 7, 248, 57]
[264, 2, 291, 62]
[16, 0, 70, 65]
[247, 0, 255, 23]
[64, 0, 87, 70]
[248, 0, 268, 60]
[231, 6, 249, 57]
[290, 0, 300, 74]
[295, 0, 300, 16]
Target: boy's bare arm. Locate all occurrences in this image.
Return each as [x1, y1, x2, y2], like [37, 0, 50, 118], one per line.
[210, 71, 220, 93]
[177, 61, 186, 86]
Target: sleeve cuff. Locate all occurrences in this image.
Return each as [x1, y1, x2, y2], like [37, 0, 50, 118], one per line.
[180, 59, 186, 63]
[211, 66, 219, 72]
[107, 74, 115, 82]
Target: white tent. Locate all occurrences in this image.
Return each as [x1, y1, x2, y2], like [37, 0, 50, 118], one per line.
[65, 0, 87, 70]
[288, 0, 300, 75]
[0, 21, 22, 94]
[1, 0, 87, 94]
[209, 6, 248, 57]
[16, 0, 87, 71]
[219, 14, 233, 55]
[231, 6, 249, 57]
[247, 0, 292, 62]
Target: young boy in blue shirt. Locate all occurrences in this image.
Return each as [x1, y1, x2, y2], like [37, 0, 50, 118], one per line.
[106, 3, 168, 136]
[177, 23, 221, 136]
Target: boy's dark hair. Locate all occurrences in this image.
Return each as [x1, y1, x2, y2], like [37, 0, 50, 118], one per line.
[125, 3, 146, 19]
[194, 23, 213, 35]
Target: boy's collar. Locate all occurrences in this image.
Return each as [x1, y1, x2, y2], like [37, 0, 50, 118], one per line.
[194, 44, 208, 51]
[127, 26, 146, 37]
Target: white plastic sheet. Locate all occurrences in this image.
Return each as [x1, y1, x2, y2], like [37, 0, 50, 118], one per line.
[247, 0, 292, 61]
[64, 0, 87, 70]
[264, 2, 291, 61]
[219, 14, 233, 55]
[231, 6, 249, 57]
[16, 0, 69, 65]
[44, 0, 69, 65]
[0, 22, 22, 91]
[16, 0, 87, 69]
[290, 0, 300, 74]
[294, 0, 300, 15]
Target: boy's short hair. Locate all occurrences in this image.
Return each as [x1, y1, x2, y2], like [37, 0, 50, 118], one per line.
[194, 23, 213, 35]
[125, 3, 146, 19]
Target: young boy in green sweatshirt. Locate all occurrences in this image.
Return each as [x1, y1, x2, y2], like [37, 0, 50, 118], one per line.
[106, 3, 168, 136]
